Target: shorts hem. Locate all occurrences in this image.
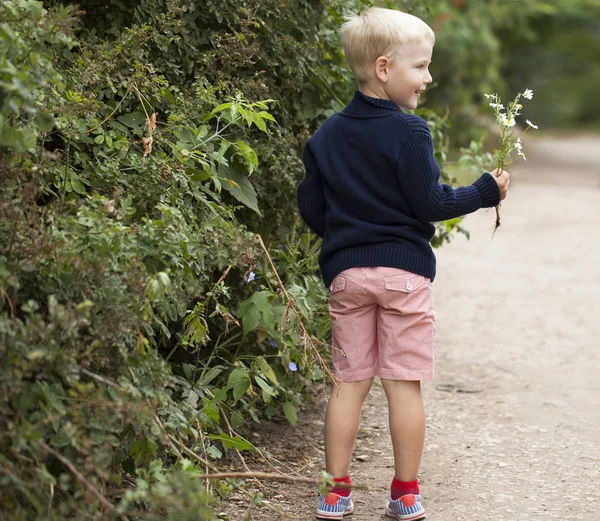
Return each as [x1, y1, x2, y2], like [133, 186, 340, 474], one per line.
[378, 368, 434, 381]
[334, 365, 379, 382]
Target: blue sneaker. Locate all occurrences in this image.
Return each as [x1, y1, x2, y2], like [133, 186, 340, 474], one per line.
[316, 492, 354, 519]
[385, 494, 425, 520]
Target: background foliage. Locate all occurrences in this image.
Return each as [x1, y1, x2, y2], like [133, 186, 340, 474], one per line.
[1, 0, 597, 519]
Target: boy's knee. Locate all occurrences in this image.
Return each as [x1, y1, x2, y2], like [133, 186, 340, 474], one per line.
[333, 377, 374, 399]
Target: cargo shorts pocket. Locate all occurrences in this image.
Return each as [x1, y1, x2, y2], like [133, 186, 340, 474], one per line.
[329, 276, 346, 293]
[384, 273, 428, 293]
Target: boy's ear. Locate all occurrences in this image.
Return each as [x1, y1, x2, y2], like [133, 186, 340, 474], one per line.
[374, 56, 389, 83]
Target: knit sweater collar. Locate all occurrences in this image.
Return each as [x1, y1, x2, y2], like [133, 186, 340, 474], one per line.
[342, 90, 403, 116]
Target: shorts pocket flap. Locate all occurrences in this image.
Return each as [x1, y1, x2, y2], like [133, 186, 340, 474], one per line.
[330, 277, 346, 293]
[384, 274, 427, 293]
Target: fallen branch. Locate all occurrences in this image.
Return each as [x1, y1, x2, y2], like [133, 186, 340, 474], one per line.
[196, 471, 367, 490]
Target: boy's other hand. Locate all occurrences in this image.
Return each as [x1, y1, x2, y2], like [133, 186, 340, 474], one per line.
[491, 168, 510, 200]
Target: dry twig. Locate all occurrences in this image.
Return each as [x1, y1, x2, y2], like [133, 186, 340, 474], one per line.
[256, 235, 339, 384]
[197, 471, 365, 489]
[39, 441, 129, 521]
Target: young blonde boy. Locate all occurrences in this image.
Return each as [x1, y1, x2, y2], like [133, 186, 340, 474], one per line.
[297, 7, 509, 521]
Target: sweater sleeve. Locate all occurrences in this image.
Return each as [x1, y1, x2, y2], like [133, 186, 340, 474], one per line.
[396, 129, 501, 223]
[297, 143, 326, 238]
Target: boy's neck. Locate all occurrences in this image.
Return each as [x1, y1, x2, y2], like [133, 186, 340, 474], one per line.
[359, 86, 391, 101]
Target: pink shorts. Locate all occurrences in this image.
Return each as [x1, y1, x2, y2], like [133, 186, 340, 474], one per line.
[328, 267, 436, 382]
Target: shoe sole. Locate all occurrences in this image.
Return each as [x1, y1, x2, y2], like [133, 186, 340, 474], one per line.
[316, 504, 354, 520]
[384, 506, 426, 521]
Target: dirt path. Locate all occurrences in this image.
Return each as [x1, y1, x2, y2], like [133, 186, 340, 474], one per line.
[223, 134, 600, 521]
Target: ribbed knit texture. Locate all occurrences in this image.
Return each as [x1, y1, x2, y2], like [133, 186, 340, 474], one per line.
[391, 478, 420, 500]
[332, 475, 352, 497]
[297, 90, 501, 288]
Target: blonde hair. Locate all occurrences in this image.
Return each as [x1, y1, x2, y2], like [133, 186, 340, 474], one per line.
[341, 7, 435, 85]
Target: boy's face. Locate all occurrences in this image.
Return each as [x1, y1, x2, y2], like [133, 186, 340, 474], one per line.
[378, 39, 434, 110]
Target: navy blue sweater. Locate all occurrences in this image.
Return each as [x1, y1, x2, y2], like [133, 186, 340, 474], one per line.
[297, 90, 501, 288]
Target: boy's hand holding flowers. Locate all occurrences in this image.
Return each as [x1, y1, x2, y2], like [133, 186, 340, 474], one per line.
[491, 168, 510, 200]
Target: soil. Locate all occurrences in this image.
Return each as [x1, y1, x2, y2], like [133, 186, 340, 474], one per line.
[220, 134, 600, 521]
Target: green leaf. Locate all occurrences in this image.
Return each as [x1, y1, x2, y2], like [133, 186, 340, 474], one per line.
[52, 430, 71, 448]
[207, 445, 222, 459]
[237, 106, 253, 127]
[189, 168, 212, 182]
[0, 24, 17, 42]
[227, 367, 250, 403]
[237, 292, 272, 337]
[251, 113, 267, 132]
[219, 166, 261, 215]
[160, 87, 175, 105]
[197, 125, 209, 139]
[117, 112, 146, 129]
[212, 102, 232, 114]
[217, 139, 231, 163]
[197, 366, 224, 387]
[255, 356, 278, 385]
[108, 120, 129, 133]
[207, 433, 253, 451]
[33, 112, 54, 132]
[230, 411, 245, 430]
[1, 126, 21, 146]
[175, 128, 194, 142]
[130, 436, 158, 466]
[257, 111, 276, 122]
[283, 402, 297, 427]
[235, 140, 258, 174]
[70, 175, 87, 195]
[254, 375, 277, 398]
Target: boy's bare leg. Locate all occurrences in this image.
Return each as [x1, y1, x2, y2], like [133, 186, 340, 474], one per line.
[380, 379, 425, 481]
[324, 378, 374, 477]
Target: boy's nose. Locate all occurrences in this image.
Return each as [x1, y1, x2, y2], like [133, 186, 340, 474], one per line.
[425, 71, 433, 84]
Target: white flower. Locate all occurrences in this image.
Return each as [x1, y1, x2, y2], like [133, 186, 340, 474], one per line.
[489, 102, 505, 109]
[514, 138, 523, 150]
[518, 151, 527, 161]
[523, 89, 534, 100]
[525, 119, 538, 129]
[501, 114, 516, 127]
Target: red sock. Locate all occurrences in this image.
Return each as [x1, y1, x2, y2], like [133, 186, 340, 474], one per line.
[332, 475, 351, 497]
[391, 478, 419, 500]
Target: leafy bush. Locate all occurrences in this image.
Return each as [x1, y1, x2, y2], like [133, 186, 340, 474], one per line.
[0, 1, 329, 518]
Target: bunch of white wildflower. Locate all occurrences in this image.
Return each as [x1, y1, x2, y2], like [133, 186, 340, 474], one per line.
[484, 89, 538, 231]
